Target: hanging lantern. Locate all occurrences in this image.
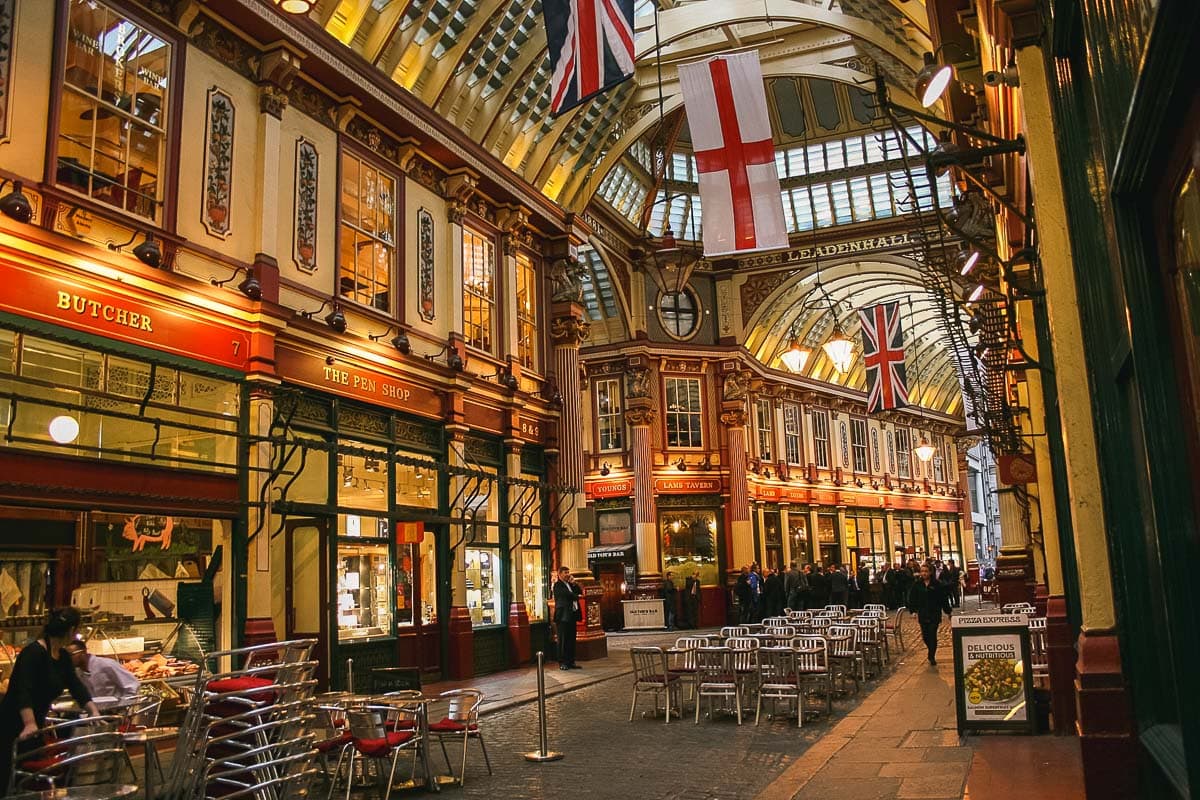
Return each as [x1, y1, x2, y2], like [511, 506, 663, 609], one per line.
[822, 325, 855, 374]
[780, 338, 811, 373]
[914, 438, 936, 463]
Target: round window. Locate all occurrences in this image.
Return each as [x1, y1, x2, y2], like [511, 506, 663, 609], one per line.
[658, 289, 700, 339]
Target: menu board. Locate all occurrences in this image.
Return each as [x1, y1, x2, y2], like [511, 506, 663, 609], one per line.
[951, 614, 1036, 734]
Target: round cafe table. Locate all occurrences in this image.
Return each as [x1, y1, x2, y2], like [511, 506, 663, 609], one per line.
[7, 785, 139, 800]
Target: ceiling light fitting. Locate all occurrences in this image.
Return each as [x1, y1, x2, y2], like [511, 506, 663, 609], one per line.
[0, 180, 33, 224]
[637, 224, 705, 297]
[914, 438, 937, 464]
[108, 230, 161, 268]
[210, 265, 262, 300]
[274, 0, 315, 14]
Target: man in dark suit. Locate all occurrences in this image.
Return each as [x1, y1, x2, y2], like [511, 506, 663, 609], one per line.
[552, 566, 582, 670]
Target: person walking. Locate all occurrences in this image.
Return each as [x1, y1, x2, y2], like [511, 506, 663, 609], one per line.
[552, 567, 582, 670]
[907, 562, 953, 665]
[684, 570, 701, 629]
[0, 607, 100, 795]
[946, 560, 963, 608]
[661, 571, 678, 630]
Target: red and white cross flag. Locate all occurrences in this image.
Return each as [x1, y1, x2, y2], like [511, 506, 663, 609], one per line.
[677, 50, 788, 257]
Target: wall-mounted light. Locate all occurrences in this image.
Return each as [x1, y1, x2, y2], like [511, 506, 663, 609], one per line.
[0, 180, 33, 224]
[481, 365, 519, 391]
[957, 247, 980, 277]
[673, 456, 687, 472]
[48, 415, 80, 444]
[599, 462, 611, 476]
[422, 341, 464, 371]
[369, 325, 411, 354]
[210, 265, 262, 300]
[108, 230, 161, 268]
[915, 52, 953, 108]
[299, 299, 347, 333]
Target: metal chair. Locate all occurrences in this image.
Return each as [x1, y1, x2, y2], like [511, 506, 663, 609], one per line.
[1028, 617, 1050, 685]
[9, 717, 129, 794]
[720, 626, 749, 639]
[855, 616, 886, 676]
[629, 647, 682, 723]
[725, 637, 761, 709]
[863, 603, 887, 614]
[669, 637, 708, 704]
[426, 689, 492, 785]
[342, 706, 422, 800]
[786, 610, 813, 624]
[885, 608, 908, 652]
[824, 604, 848, 617]
[755, 647, 802, 727]
[694, 647, 741, 724]
[791, 636, 834, 716]
[827, 624, 863, 693]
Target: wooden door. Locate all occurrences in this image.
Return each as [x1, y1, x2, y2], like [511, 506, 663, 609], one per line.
[596, 564, 624, 631]
[285, 519, 329, 686]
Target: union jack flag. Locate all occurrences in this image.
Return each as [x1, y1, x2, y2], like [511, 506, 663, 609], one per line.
[859, 301, 909, 415]
[543, 0, 636, 117]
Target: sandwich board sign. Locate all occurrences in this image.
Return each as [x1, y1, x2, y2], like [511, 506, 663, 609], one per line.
[951, 613, 1036, 735]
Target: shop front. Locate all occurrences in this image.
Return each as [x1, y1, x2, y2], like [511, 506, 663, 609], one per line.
[655, 488, 724, 628]
[585, 497, 635, 631]
[928, 513, 964, 566]
[891, 511, 928, 564]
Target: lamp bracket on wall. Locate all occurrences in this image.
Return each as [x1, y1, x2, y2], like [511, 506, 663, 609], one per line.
[368, 325, 411, 354]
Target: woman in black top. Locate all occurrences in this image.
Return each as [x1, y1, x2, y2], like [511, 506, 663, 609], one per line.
[906, 563, 953, 665]
[0, 607, 98, 795]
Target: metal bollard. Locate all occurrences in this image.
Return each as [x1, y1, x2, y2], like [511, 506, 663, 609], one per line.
[346, 658, 354, 693]
[524, 651, 563, 762]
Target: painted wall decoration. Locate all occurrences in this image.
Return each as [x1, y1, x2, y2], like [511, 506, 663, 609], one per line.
[202, 87, 235, 237]
[886, 430, 895, 474]
[840, 421, 850, 469]
[0, 0, 15, 142]
[294, 138, 318, 272]
[417, 207, 435, 321]
[871, 428, 881, 472]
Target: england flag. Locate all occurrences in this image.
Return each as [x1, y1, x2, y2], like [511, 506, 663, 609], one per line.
[859, 301, 910, 415]
[544, 0, 636, 117]
[677, 50, 788, 256]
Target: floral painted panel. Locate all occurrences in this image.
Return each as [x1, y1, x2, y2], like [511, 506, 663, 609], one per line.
[202, 87, 235, 237]
[418, 207, 435, 321]
[0, 0, 15, 142]
[840, 421, 849, 469]
[294, 138, 318, 272]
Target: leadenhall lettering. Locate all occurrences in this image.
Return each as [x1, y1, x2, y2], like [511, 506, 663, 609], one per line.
[56, 291, 153, 332]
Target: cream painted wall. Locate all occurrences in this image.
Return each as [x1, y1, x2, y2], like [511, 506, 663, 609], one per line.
[403, 180, 449, 339]
[2, 1, 53, 181]
[275, 106, 339, 298]
[175, 47, 261, 267]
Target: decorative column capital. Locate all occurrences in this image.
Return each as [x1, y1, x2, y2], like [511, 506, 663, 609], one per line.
[624, 407, 657, 427]
[258, 84, 288, 118]
[550, 315, 590, 347]
[720, 409, 747, 428]
[444, 172, 478, 224]
[255, 43, 302, 119]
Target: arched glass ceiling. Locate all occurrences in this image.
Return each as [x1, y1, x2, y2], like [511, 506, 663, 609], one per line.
[743, 259, 976, 417]
[313, 0, 931, 208]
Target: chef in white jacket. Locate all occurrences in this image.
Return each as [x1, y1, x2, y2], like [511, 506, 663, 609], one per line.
[66, 641, 140, 703]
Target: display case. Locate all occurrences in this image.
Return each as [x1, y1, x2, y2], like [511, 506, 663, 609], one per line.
[464, 547, 502, 627]
[336, 542, 393, 641]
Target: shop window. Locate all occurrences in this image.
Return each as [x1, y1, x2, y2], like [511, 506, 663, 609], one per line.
[394, 462, 439, 510]
[515, 252, 538, 370]
[57, 0, 171, 221]
[811, 409, 830, 468]
[89, 512, 221, 582]
[520, 548, 545, 622]
[658, 289, 699, 339]
[465, 547, 502, 626]
[282, 434, 330, 505]
[336, 525, 393, 641]
[895, 428, 911, 479]
[664, 377, 703, 448]
[816, 514, 839, 566]
[395, 523, 437, 626]
[338, 446, 389, 512]
[755, 398, 773, 461]
[1, 331, 239, 474]
[783, 404, 802, 465]
[595, 377, 624, 452]
[850, 418, 868, 473]
[659, 510, 719, 585]
[512, 478, 547, 622]
[338, 151, 396, 312]
[788, 518, 809, 565]
[463, 227, 496, 354]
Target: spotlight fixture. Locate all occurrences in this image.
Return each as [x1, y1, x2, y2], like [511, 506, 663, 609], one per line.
[966, 284, 986, 304]
[210, 265, 262, 300]
[599, 462, 611, 476]
[480, 365, 519, 391]
[109, 230, 162, 268]
[0, 180, 33, 224]
[274, 0, 315, 13]
[915, 52, 953, 108]
[674, 456, 687, 472]
[957, 247, 980, 277]
[369, 325, 411, 354]
[298, 299, 347, 333]
[422, 340, 465, 371]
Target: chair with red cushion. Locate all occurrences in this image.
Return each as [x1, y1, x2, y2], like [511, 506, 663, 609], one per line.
[425, 688, 491, 786]
[694, 647, 741, 724]
[9, 717, 129, 794]
[342, 707, 422, 800]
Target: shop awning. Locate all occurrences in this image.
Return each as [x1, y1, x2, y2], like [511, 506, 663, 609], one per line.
[587, 544, 635, 561]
